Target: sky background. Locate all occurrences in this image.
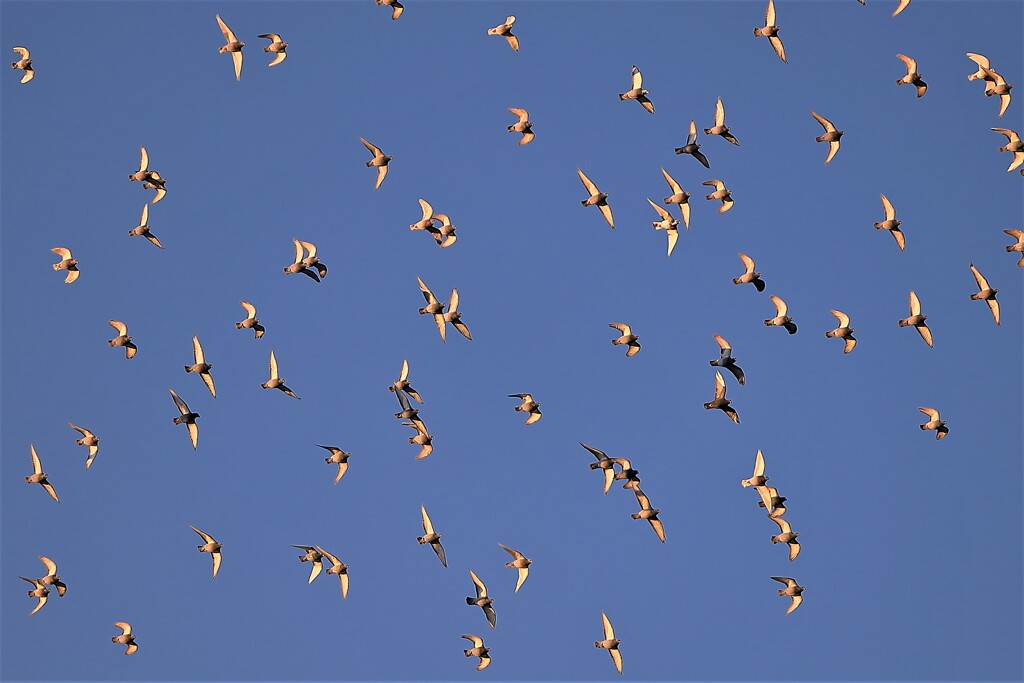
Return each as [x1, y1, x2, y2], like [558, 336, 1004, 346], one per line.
[2, 1, 1022, 681]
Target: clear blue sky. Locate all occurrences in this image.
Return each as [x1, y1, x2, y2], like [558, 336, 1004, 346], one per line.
[2, 1, 1021, 681]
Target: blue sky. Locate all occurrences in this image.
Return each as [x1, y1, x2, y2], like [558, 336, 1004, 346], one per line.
[2, 1, 1022, 681]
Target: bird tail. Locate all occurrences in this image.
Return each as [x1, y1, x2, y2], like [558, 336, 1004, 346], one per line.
[673, 147, 685, 155]
[754, 280, 766, 292]
[1007, 246, 1016, 253]
[618, 94, 627, 101]
[466, 597, 475, 605]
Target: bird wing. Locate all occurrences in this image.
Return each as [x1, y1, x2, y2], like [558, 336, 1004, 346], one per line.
[463, 634, 485, 648]
[515, 566, 529, 592]
[577, 168, 599, 195]
[417, 276, 439, 305]
[661, 168, 683, 194]
[811, 110, 834, 132]
[211, 550, 222, 579]
[580, 442, 609, 462]
[51, 247, 73, 261]
[770, 515, 792, 534]
[187, 422, 199, 449]
[908, 290, 921, 316]
[649, 517, 666, 543]
[608, 322, 631, 335]
[969, 263, 991, 291]
[469, 569, 488, 598]
[291, 238, 304, 264]
[115, 622, 133, 636]
[200, 371, 216, 398]
[601, 612, 616, 640]
[771, 295, 788, 317]
[769, 36, 787, 63]
[259, 33, 282, 42]
[897, 53, 917, 75]
[418, 198, 434, 222]
[825, 139, 840, 165]
[299, 240, 317, 259]
[420, 505, 434, 534]
[216, 14, 238, 42]
[359, 137, 383, 157]
[988, 298, 1000, 326]
[880, 194, 896, 221]
[610, 647, 623, 674]
[138, 146, 149, 172]
[269, 350, 279, 379]
[190, 525, 215, 544]
[754, 485, 775, 511]
[508, 107, 529, 123]
[715, 97, 726, 127]
[192, 335, 205, 364]
[714, 370, 727, 399]
[712, 334, 732, 354]
[316, 545, 341, 567]
[830, 310, 850, 328]
[916, 323, 933, 348]
[39, 556, 58, 576]
[787, 594, 803, 614]
[647, 197, 671, 221]
[169, 388, 189, 415]
[967, 52, 990, 70]
[108, 320, 128, 336]
[30, 444, 42, 475]
[765, 0, 777, 25]
[67, 422, 91, 438]
[892, 0, 910, 16]
[308, 560, 323, 584]
[231, 51, 243, 81]
[448, 288, 460, 314]
[13, 46, 30, 60]
[498, 543, 522, 560]
[598, 203, 615, 228]
[240, 301, 257, 318]
[752, 449, 765, 477]
[630, 64, 642, 90]
[771, 576, 796, 587]
[687, 119, 698, 146]
[738, 252, 756, 274]
[431, 540, 446, 566]
[919, 407, 940, 421]
[633, 487, 653, 510]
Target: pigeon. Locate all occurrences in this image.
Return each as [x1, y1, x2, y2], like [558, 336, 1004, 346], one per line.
[291, 545, 324, 584]
[896, 54, 927, 97]
[595, 612, 623, 674]
[67, 422, 100, 469]
[608, 323, 640, 357]
[359, 137, 392, 190]
[417, 505, 447, 567]
[11, 46, 33, 83]
[732, 253, 764, 291]
[675, 120, 710, 168]
[704, 97, 740, 144]
[215, 15, 244, 80]
[578, 168, 614, 228]
[316, 546, 350, 599]
[190, 525, 223, 579]
[811, 111, 843, 165]
[318, 445, 351, 485]
[754, 0, 787, 63]
[236, 301, 265, 338]
[968, 264, 1000, 325]
[897, 290, 933, 348]
[618, 65, 654, 114]
[497, 543, 532, 592]
[991, 128, 1024, 172]
[107, 320, 138, 359]
[769, 515, 801, 561]
[874, 194, 906, 251]
[487, 16, 519, 51]
[128, 204, 163, 248]
[660, 168, 691, 228]
[824, 310, 857, 353]
[507, 107, 535, 145]
[630, 487, 666, 542]
[258, 33, 287, 66]
[508, 394, 542, 425]
[169, 389, 200, 449]
[111, 622, 138, 655]
[764, 295, 798, 334]
[581, 442, 617, 495]
[703, 179, 734, 213]
[184, 335, 216, 398]
[647, 198, 680, 256]
[466, 570, 497, 629]
[462, 635, 491, 671]
[20, 577, 49, 615]
[771, 577, 805, 614]
[261, 350, 300, 399]
[709, 335, 746, 385]
[918, 407, 948, 440]
[50, 248, 80, 284]
[704, 371, 739, 424]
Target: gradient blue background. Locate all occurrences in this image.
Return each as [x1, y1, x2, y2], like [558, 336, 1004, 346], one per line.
[2, 1, 1022, 681]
